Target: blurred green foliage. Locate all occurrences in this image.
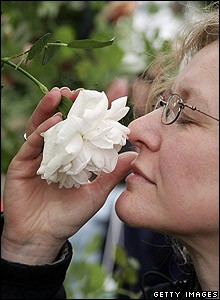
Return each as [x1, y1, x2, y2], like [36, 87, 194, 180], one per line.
[1, 1, 126, 173]
[1, 0, 184, 173]
[64, 233, 141, 299]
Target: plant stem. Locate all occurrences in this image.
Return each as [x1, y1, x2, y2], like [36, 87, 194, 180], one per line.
[1, 58, 49, 94]
[2, 50, 29, 61]
[47, 42, 67, 47]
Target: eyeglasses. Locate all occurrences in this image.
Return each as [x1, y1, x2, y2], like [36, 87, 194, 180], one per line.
[154, 93, 219, 125]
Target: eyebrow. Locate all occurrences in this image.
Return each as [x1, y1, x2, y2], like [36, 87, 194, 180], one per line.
[172, 85, 206, 106]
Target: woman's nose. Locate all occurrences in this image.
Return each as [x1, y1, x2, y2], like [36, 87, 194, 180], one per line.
[128, 110, 162, 152]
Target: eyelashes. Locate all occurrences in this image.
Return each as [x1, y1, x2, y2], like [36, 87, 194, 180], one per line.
[176, 118, 194, 125]
[176, 112, 196, 125]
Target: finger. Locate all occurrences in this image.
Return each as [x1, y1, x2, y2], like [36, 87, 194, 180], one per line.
[91, 151, 138, 201]
[60, 87, 82, 102]
[26, 87, 82, 138]
[69, 88, 82, 102]
[60, 87, 73, 99]
[25, 87, 62, 137]
[18, 113, 63, 161]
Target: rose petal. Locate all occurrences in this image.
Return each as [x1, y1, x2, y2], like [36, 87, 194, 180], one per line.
[65, 133, 83, 155]
[57, 116, 82, 143]
[105, 96, 130, 121]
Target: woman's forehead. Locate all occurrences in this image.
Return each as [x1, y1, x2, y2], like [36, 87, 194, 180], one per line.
[173, 42, 218, 98]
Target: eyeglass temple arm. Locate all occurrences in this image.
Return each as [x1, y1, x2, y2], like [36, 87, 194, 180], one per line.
[181, 103, 219, 122]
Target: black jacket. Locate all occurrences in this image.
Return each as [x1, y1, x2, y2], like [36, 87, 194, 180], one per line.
[1, 214, 205, 299]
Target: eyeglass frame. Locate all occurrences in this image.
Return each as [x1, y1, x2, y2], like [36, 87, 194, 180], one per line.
[154, 93, 219, 125]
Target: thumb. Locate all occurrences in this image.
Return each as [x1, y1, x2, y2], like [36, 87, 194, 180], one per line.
[93, 151, 137, 199]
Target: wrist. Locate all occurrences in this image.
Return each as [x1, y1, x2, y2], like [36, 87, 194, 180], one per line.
[1, 235, 63, 265]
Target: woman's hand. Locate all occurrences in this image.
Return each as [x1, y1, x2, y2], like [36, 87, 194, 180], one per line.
[1, 87, 137, 264]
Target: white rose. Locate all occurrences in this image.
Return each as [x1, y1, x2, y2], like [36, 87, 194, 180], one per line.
[37, 89, 130, 188]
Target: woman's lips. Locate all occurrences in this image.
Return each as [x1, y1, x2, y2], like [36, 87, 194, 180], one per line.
[126, 164, 156, 185]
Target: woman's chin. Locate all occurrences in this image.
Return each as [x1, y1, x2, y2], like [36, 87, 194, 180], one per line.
[115, 189, 138, 225]
[115, 187, 158, 229]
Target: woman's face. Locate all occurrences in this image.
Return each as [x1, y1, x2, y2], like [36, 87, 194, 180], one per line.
[116, 41, 219, 238]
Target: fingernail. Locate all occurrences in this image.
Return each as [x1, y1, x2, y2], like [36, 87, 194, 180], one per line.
[60, 87, 70, 92]
[50, 87, 60, 92]
[53, 112, 63, 118]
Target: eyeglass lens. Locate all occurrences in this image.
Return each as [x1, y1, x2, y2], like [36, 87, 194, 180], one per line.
[154, 93, 219, 124]
[161, 94, 181, 124]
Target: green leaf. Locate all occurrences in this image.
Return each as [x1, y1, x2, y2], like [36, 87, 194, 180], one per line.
[42, 40, 61, 65]
[124, 266, 138, 285]
[84, 233, 103, 255]
[127, 257, 140, 270]
[57, 95, 73, 119]
[89, 264, 106, 289]
[28, 33, 51, 60]
[114, 245, 127, 267]
[67, 38, 114, 49]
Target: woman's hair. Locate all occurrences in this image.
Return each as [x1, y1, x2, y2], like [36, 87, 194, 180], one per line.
[144, 2, 219, 113]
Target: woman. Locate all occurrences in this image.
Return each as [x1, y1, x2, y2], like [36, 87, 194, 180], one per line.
[1, 3, 219, 299]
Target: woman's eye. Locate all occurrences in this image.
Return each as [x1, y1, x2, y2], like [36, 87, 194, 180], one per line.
[176, 117, 194, 125]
